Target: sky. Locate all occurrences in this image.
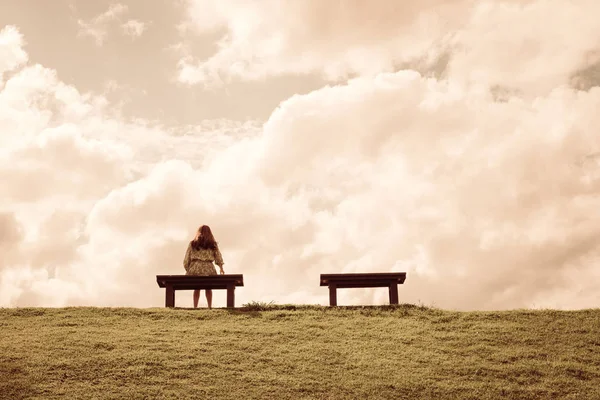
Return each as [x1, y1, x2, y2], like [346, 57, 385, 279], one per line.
[1, 0, 600, 309]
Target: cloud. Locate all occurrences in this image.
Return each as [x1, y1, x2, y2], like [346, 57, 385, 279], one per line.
[77, 3, 142, 46]
[0, 29, 183, 306]
[0, 25, 28, 79]
[244, 71, 600, 310]
[178, 0, 600, 96]
[446, 0, 600, 95]
[0, 212, 23, 277]
[178, 0, 471, 85]
[122, 19, 148, 39]
[21, 69, 598, 310]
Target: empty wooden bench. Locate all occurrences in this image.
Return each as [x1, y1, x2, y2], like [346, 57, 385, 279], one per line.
[156, 274, 244, 308]
[320, 272, 407, 306]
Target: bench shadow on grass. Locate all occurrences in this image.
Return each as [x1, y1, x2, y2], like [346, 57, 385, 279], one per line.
[171, 303, 431, 318]
[221, 302, 429, 317]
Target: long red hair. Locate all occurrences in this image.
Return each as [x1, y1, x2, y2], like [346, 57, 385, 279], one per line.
[191, 225, 218, 250]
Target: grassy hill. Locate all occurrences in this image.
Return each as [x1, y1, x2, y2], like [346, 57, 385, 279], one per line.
[1, 304, 599, 399]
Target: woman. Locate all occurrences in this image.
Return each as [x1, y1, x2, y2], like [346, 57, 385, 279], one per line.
[183, 225, 225, 309]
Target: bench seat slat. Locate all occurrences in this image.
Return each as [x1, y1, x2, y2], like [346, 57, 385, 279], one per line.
[320, 272, 406, 286]
[326, 281, 401, 289]
[161, 283, 237, 290]
[156, 274, 244, 288]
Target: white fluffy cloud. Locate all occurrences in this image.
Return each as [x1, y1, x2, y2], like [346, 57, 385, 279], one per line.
[178, 0, 472, 85]
[246, 71, 600, 309]
[447, 0, 600, 95]
[3, 0, 600, 311]
[178, 0, 600, 96]
[0, 25, 27, 78]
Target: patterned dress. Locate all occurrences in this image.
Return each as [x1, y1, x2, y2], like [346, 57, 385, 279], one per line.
[183, 242, 224, 276]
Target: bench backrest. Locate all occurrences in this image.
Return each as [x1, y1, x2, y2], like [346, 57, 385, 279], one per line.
[156, 274, 244, 289]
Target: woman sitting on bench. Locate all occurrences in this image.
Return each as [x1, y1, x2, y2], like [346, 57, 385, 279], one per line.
[183, 225, 225, 308]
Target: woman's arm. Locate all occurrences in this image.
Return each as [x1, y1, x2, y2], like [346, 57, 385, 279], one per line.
[183, 242, 192, 272]
[214, 245, 225, 274]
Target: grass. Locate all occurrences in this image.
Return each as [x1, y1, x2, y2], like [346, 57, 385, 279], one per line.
[1, 304, 599, 399]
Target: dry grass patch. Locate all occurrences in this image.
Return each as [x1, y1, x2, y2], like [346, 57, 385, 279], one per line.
[1, 305, 599, 399]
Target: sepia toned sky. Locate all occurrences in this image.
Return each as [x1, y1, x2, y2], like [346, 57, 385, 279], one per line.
[1, 0, 600, 309]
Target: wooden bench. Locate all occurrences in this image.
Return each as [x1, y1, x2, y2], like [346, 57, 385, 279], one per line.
[156, 275, 244, 308]
[320, 272, 407, 306]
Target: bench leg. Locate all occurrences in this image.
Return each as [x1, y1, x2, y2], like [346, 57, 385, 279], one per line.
[329, 283, 337, 306]
[226, 284, 235, 308]
[388, 283, 399, 305]
[165, 284, 175, 308]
